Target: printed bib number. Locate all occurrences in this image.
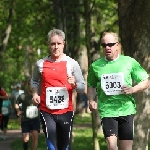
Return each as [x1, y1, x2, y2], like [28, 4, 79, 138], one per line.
[26, 106, 38, 119]
[101, 73, 124, 95]
[2, 107, 9, 115]
[46, 87, 69, 109]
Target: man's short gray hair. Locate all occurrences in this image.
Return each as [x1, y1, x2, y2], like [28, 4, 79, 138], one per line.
[48, 29, 65, 42]
[101, 32, 119, 43]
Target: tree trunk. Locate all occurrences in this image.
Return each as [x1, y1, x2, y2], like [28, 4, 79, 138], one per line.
[91, 97, 101, 150]
[0, 0, 14, 70]
[84, 0, 100, 149]
[118, 0, 150, 149]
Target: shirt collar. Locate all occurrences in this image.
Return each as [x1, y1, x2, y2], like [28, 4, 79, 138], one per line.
[105, 54, 120, 62]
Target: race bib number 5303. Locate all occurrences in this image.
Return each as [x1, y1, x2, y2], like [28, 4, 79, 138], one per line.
[101, 73, 124, 95]
[46, 87, 69, 109]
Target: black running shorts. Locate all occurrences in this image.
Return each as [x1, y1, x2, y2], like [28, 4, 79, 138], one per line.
[101, 114, 134, 140]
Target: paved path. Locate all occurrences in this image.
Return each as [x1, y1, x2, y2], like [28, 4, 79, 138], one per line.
[0, 129, 45, 150]
[0, 130, 22, 150]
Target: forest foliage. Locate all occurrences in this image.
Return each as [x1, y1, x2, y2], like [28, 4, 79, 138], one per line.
[0, 0, 118, 92]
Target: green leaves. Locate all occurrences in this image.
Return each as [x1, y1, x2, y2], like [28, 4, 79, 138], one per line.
[0, 0, 118, 92]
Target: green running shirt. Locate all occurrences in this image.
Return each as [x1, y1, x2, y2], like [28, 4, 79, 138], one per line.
[87, 55, 149, 118]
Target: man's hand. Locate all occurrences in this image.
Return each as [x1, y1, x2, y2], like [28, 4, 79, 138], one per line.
[89, 100, 97, 111]
[16, 110, 23, 116]
[122, 85, 134, 94]
[32, 93, 40, 104]
[67, 76, 76, 88]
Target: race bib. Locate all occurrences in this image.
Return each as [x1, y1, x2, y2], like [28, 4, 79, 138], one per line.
[46, 87, 69, 109]
[26, 106, 38, 119]
[101, 73, 124, 95]
[2, 107, 9, 115]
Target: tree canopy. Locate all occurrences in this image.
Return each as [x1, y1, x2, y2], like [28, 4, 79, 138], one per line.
[0, 0, 118, 92]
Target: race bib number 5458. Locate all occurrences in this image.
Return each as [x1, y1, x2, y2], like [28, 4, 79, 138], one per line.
[46, 87, 69, 109]
[101, 73, 124, 95]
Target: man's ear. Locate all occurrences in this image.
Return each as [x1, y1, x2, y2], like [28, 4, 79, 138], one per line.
[117, 43, 122, 54]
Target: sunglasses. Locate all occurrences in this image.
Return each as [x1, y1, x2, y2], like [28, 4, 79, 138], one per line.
[101, 42, 118, 48]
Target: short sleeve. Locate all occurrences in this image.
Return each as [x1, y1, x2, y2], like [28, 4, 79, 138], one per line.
[87, 64, 98, 88]
[131, 59, 149, 83]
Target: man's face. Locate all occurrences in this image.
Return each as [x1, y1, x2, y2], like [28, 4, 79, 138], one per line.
[101, 34, 119, 61]
[48, 35, 65, 60]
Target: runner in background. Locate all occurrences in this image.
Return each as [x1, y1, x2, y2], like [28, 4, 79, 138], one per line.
[0, 87, 12, 124]
[0, 87, 13, 140]
[15, 79, 40, 150]
[12, 83, 24, 118]
[0, 98, 12, 140]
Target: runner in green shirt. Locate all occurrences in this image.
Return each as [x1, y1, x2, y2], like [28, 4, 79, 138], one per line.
[87, 31, 149, 150]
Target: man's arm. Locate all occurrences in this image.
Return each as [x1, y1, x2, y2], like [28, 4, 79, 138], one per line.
[72, 61, 85, 93]
[31, 61, 41, 104]
[133, 79, 150, 93]
[87, 86, 97, 110]
[14, 103, 22, 116]
[14, 96, 23, 116]
[87, 87, 97, 100]
[122, 78, 150, 94]
[31, 80, 40, 104]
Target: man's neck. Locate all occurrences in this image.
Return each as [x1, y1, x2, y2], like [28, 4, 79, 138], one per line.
[105, 54, 120, 62]
[50, 54, 65, 62]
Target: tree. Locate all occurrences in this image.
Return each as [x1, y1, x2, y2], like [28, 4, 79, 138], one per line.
[0, 0, 55, 91]
[0, 0, 14, 53]
[118, 0, 150, 149]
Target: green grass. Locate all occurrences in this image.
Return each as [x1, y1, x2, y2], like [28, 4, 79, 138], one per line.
[8, 119, 20, 130]
[72, 128, 107, 150]
[72, 113, 107, 150]
[73, 113, 92, 124]
[10, 113, 107, 150]
[10, 114, 150, 150]
[11, 134, 47, 150]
